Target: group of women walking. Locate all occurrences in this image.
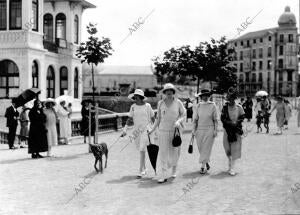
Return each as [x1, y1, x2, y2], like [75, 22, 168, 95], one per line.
[123, 83, 245, 184]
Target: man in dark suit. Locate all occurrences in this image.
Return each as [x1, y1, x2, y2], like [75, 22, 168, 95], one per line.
[5, 98, 19, 149]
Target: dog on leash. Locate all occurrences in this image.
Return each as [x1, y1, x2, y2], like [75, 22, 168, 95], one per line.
[89, 142, 108, 173]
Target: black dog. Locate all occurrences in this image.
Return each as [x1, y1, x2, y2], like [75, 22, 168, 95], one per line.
[89, 143, 108, 173]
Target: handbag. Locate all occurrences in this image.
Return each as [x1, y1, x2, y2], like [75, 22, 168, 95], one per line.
[172, 127, 182, 147]
[188, 135, 194, 154]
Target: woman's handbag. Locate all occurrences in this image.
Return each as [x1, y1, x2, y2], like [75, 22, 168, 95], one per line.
[188, 135, 194, 154]
[172, 127, 182, 147]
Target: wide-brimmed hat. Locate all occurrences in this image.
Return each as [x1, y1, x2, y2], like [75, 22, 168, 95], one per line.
[226, 87, 238, 100]
[161, 83, 177, 94]
[128, 89, 147, 100]
[44, 98, 56, 105]
[196, 89, 212, 97]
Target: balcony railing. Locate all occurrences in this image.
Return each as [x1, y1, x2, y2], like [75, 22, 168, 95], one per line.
[43, 40, 58, 53]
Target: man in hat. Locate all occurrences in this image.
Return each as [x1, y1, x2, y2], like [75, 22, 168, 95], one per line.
[5, 98, 19, 149]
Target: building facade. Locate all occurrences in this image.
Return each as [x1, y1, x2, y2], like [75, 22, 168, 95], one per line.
[0, 0, 95, 105]
[229, 6, 299, 96]
[83, 64, 158, 95]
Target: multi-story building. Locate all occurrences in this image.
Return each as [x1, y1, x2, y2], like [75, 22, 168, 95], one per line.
[229, 6, 298, 96]
[0, 0, 95, 111]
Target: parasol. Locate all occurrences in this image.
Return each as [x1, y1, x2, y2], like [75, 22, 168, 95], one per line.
[147, 133, 159, 174]
[15, 88, 41, 108]
[255, 90, 268, 97]
[55, 95, 74, 104]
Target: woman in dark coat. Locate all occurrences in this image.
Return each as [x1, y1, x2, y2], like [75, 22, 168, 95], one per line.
[28, 99, 48, 158]
[81, 100, 95, 143]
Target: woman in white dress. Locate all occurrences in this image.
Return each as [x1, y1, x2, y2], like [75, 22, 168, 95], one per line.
[44, 98, 58, 157]
[192, 89, 218, 174]
[122, 89, 155, 178]
[148, 83, 186, 183]
[57, 101, 70, 144]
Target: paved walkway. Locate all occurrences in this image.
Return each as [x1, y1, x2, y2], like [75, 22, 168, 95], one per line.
[1, 112, 300, 214]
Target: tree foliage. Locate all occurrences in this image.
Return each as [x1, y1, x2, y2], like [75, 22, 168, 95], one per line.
[152, 36, 237, 93]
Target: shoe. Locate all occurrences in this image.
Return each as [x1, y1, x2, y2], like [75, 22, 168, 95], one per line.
[229, 169, 237, 176]
[157, 178, 167, 183]
[9, 146, 17, 150]
[31, 154, 37, 159]
[206, 163, 210, 171]
[200, 167, 207, 174]
[36, 154, 44, 158]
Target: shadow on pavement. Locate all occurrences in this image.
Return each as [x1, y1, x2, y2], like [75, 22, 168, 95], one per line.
[209, 171, 232, 179]
[84, 171, 98, 178]
[181, 171, 202, 179]
[137, 177, 175, 189]
[0, 157, 32, 164]
[46, 153, 89, 161]
[106, 175, 138, 184]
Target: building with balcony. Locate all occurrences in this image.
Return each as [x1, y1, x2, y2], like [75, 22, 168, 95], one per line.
[0, 0, 95, 106]
[229, 6, 299, 96]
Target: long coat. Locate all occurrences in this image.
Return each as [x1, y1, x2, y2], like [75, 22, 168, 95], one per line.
[28, 108, 48, 154]
[81, 107, 95, 136]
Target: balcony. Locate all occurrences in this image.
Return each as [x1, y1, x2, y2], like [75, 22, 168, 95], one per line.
[43, 38, 75, 56]
[43, 40, 58, 53]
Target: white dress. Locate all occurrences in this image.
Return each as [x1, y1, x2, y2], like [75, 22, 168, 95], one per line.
[44, 108, 58, 146]
[57, 105, 70, 139]
[128, 103, 154, 151]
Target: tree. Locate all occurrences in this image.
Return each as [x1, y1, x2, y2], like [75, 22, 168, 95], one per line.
[76, 23, 113, 104]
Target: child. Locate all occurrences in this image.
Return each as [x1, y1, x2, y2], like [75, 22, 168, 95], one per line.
[122, 89, 155, 178]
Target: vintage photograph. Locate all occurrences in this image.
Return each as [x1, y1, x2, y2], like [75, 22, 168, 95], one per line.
[0, 0, 300, 214]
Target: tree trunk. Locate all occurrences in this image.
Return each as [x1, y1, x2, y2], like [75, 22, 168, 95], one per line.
[197, 76, 200, 103]
[91, 63, 95, 104]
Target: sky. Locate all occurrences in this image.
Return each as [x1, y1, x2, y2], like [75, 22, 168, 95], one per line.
[81, 0, 299, 66]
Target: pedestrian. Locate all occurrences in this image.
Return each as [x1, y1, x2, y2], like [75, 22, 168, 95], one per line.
[57, 101, 70, 144]
[81, 100, 95, 143]
[283, 99, 292, 130]
[192, 89, 218, 174]
[44, 99, 58, 157]
[4, 98, 19, 149]
[254, 97, 263, 133]
[297, 98, 300, 131]
[28, 99, 48, 158]
[269, 96, 286, 135]
[221, 88, 245, 176]
[148, 83, 186, 183]
[67, 103, 73, 137]
[239, 98, 245, 106]
[243, 96, 253, 121]
[19, 105, 30, 148]
[122, 89, 155, 178]
[185, 98, 193, 122]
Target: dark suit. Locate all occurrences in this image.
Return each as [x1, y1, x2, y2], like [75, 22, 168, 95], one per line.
[5, 106, 19, 148]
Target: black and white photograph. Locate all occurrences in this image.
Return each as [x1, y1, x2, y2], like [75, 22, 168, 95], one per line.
[0, 0, 300, 214]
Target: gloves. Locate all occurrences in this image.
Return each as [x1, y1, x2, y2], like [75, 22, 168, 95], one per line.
[174, 120, 181, 128]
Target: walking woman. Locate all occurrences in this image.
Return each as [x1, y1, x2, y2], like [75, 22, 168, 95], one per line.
[28, 99, 48, 159]
[44, 99, 58, 157]
[243, 96, 253, 121]
[221, 88, 245, 176]
[283, 99, 292, 130]
[122, 89, 155, 178]
[57, 101, 70, 144]
[19, 105, 30, 148]
[192, 89, 218, 174]
[81, 100, 95, 143]
[297, 98, 300, 131]
[269, 96, 286, 135]
[148, 83, 186, 183]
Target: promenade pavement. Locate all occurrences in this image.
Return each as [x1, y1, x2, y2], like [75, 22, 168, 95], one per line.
[1, 112, 300, 214]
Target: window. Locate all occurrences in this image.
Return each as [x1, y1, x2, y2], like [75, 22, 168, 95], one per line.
[32, 0, 38, 31]
[288, 71, 293, 81]
[9, 0, 22, 30]
[259, 73, 262, 82]
[253, 39, 256, 44]
[259, 48, 263, 58]
[0, 60, 19, 98]
[239, 51, 243, 60]
[74, 15, 79, 44]
[268, 47, 272, 57]
[288, 34, 293, 43]
[252, 73, 256, 82]
[56, 13, 66, 40]
[60, 66, 68, 95]
[252, 62, 256, 71]
[279, 46, 284, 55]
[247, 40, 250, 47]
[279, 34, 284, 43]
[252, 49, 256, 59]
[260, 38, 263, 43]
[240, 63, 243, 72]
[74, 68, 79, 98]
[259, 61, 263, 70]
[268, 36, 272, 41]
[32, 61, 38, 88]
[279, 72, 283, 81]
[239, 74, 244, 82]
[234, 42, 237, 47]
[245, 73, 249, 82]
[241, 41, 243, 46]
[44, 14, 53, 41]
[47, 66, 55, 98]
[267, 60, 272, 69]
[278, 59, 283, 69]
[0, 0, 7, 30]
